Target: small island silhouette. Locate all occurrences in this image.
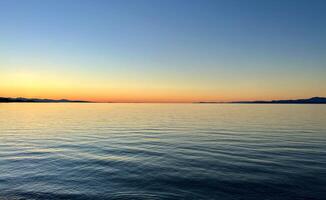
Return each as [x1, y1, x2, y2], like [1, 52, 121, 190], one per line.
[197, 97, 326, 104]
[0, 97, 90, 103]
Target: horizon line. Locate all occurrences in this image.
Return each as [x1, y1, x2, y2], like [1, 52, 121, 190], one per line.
[1, 96, 325, 104]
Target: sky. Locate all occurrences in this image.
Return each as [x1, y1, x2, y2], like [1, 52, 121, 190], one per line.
[1, 0, 325, 102]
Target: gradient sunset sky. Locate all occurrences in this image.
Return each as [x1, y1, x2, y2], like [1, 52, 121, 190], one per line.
[1, 0, 325, 102]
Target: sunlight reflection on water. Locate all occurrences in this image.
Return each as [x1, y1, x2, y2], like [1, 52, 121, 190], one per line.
[0, 103, 325, 199]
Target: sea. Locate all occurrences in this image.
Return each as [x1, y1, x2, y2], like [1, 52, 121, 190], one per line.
[0, 103, 325, 200]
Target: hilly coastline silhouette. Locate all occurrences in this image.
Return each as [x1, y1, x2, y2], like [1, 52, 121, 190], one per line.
[197, 97, 326, 104]
[1, 97, 326, 104]
[0, 97, 90, 103]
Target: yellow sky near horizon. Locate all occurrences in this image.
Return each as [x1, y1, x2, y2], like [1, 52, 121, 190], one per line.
[1, 68, 324, 103]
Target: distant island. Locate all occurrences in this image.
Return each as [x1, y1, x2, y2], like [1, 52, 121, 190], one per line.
[0, 97, 90, 103]
[197, 97, 326, 104]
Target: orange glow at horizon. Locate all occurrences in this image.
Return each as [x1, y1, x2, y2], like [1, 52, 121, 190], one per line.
[1, 67, 325, 103]
[1, 83, 322, 103]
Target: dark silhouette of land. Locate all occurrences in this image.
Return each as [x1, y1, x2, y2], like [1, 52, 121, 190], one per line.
[196, 97, 326, 104]
[2, 96, 326, 104]
[0, 97, 90, 103]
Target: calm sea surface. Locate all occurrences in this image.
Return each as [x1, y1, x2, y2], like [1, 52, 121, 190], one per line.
[0, 103, 325, 200]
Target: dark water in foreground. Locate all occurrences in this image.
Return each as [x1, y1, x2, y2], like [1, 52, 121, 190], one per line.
[0, 104, 325, 200]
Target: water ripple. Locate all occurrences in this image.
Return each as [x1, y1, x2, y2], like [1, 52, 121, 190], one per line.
[0, 104, 325, 199]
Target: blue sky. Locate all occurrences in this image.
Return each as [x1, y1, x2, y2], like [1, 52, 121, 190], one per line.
[1, 0, 325, 102]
